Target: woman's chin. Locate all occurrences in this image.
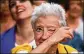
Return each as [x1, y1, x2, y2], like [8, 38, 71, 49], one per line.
[15, 17, 29, 21]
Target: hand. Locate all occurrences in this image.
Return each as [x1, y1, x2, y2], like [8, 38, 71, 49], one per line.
[48, 27, 73, 45]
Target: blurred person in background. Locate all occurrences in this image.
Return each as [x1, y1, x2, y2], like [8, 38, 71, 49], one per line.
[82, 0, 84, 22]
[32, 0, 48, 8]
[62, 0, 83, 52]
[1, 0, 36, 53]
[0, 0, 15, 34]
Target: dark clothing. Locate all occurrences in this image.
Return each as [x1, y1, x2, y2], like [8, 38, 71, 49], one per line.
[62, 32, 83, 52]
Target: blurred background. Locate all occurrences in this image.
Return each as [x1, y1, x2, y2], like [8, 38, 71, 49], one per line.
[0, 0, 15, 34]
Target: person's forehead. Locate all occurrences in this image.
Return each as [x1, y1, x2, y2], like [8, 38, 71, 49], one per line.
[36, 15, 60, 27]
[70, 0, 81, 3]
[37, 15, 59, 22]
[69, 0, 82, 6]
[70, 0, 81, 1]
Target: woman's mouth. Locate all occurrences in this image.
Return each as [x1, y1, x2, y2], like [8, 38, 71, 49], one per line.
[18, 9, 25, 13]
[16, 5, 26, 14]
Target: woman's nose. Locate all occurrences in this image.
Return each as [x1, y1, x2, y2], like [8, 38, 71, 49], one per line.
[73, 4, 79, 9]
[42, 34, 48, 40]
[42, 30, 50, 40]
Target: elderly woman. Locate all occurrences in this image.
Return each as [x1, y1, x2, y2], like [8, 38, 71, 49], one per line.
[30, 3, 78, 53]
[1, 0, 36, 53]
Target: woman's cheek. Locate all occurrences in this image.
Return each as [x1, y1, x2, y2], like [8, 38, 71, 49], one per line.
[35, 34, 41, 40]
[11, 7, 16, 13]
[48, 31, 54, 36]
[35, 32, 43, 39]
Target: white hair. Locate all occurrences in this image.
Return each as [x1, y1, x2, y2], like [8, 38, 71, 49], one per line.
[31, 3, 66, 28]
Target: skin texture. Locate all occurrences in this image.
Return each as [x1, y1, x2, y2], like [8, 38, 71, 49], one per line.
[31, 15, 73, 53]
[35, 16, 60, 46]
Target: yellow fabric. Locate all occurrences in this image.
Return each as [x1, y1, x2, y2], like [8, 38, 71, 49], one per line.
[58, 43, 67, 53]
[64, 45, 78, 53]
[11, 43, 32, 53]
[11, 43, 78, 54]
[57, 43, 78, 54]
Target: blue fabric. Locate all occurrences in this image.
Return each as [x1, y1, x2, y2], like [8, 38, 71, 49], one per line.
[62, 32, 83, 52]
[1, 26, 16, 53]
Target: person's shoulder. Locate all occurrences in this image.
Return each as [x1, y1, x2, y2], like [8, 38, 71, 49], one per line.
[11, 43, 32, 53]
[64, 44, 78, 53]
[1, 25, 16, 39]
[57, 43, 78, 53]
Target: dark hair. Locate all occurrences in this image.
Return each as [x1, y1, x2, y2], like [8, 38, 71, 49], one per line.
[48, 0, 62, 4]
[29, 0, 34, 4]
[48, 0, 69, 11]
[8, 0, 34, 9]
[63, 0, 83, 11]
[83, 9, 84, 20]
